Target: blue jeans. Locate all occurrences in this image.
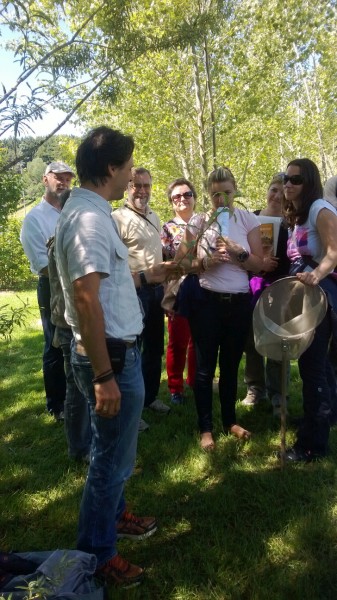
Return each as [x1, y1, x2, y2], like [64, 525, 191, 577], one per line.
[296, 308, 334, 455]
[57, 327, 91, 459]
[71, 343, 144, 566]
[37, 276, 66, 414]
[137, 284, 164, 407]
[189, 288, 251, 432]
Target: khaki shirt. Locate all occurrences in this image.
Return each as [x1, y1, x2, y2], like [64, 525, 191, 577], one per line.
[112, 203, 162, 272]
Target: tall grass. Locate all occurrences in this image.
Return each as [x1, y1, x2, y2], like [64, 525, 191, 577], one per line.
[1, 290, 337, 599]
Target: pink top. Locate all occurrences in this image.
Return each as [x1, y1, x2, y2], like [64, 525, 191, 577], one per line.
[188, 208, 260, 293]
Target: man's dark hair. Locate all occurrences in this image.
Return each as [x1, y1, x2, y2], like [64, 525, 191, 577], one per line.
[166, 177, 197, 202]
[284, 158, 323, 228]
[76, 126, 134, 186]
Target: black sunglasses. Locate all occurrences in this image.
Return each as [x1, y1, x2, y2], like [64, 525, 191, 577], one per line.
[283, 174, 304, 185]
[171, 191, 193, 202]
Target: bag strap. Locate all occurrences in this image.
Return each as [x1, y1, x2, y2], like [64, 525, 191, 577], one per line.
[124, 204, 160, 234]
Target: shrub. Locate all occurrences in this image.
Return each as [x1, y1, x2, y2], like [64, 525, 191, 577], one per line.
[0, 217, 36, 290]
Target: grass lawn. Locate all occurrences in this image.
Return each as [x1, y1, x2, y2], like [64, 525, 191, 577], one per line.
[1, 290, 337, 599]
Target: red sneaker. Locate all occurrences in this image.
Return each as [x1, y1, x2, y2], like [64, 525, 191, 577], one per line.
[117, 510, 157, 540]
[95, 553, 144, 588]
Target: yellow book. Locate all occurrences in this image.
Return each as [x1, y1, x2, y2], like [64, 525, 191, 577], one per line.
[257, 216, 282, 255]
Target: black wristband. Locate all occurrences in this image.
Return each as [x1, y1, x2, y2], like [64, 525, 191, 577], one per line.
[92, 370, 114, 385]
[139, 271, 147, 286]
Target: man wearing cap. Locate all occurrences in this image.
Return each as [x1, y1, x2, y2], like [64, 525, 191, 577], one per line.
[20, 161, 75, 420]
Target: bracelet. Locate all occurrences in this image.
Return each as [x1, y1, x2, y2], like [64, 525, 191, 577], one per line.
[92, 370, 114, 385]
[139, 271, 147, 286]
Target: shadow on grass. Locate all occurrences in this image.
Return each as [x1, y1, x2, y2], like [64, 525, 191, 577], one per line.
[1, 332, 337, 599]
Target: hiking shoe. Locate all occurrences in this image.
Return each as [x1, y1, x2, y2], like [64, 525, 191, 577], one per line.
[138, 418, 149, 433]
[241, 388, 265, 406]
[117, 510, 157, 540]
[171, 392, 184, 405]
[148, 399, 171, 413]
[95, 554, 144, 588]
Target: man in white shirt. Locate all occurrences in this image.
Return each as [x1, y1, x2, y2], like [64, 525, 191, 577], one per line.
[20, 161, 74, 420]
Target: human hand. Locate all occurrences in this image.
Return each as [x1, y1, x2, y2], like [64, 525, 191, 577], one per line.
[150, 261, 183, 282]
[94, 377, 121, 417]
[262, 255, 279, 272]
[216, 236, 242, 259]
[296, 270, 320, 286]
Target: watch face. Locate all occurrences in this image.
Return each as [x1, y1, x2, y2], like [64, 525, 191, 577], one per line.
[237, 250, 249, 263]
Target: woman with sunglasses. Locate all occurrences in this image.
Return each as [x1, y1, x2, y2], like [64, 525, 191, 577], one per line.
[175, 167, 263, 450]
[161, 178, 197, 404]
[284, 158, 337, 462]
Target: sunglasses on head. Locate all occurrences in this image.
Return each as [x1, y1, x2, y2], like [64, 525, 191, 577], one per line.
[283, 174, 304, 185]
[171, 191, 193, 202]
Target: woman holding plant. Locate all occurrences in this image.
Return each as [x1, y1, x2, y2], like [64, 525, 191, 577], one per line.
[176, 166, 263, 450]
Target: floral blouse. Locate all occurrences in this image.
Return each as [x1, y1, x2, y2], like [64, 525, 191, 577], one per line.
[161, 215, 194, 260]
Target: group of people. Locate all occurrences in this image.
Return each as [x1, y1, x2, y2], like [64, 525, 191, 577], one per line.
[19, 125, 337, 588]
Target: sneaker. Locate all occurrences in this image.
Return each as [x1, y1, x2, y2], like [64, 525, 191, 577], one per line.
[95, 553, 144, 588]
[241, 388, 265, 406]
[279, 446, 326, 463]
[171, 392, 184, 405]
[138, 418, 149, 432]
[117, 510, 157, 540]
[148, 399, 171, 413]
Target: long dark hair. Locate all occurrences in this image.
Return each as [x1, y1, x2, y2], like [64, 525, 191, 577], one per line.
[284, 158, 323, 229]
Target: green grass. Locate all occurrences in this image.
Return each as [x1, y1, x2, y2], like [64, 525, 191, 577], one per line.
[1, 290, 337, 599]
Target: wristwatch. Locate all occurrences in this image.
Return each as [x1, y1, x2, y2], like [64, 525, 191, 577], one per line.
[237, 248, 250, 263]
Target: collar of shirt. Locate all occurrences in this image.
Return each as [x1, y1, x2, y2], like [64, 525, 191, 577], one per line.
[124, 200, 152, 216]
[172, 213, 195, 226]
[71, 187, 113, 218]
[41, 197, 61, 213]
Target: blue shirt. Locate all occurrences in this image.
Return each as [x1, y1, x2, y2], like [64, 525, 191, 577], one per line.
[55, 187, 143, 342]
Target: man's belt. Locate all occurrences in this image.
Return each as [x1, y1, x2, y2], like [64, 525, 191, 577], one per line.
[74, 339, 136, 356]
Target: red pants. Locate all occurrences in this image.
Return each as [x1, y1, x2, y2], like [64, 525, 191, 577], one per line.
[166, 314, 196, 393]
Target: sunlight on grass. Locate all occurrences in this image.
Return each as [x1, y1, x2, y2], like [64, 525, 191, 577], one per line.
[2, 288, 337, 598]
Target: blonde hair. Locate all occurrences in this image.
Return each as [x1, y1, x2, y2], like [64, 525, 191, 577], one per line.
[207, 166, 236, 193]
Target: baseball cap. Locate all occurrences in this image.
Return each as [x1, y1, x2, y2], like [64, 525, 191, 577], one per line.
[44, 161, 75, 176]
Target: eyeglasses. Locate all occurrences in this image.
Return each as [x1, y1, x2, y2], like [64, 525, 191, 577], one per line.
[131, 182, 151, 191]
[171, 191, 193, 202]
[283, 174, 304, 185]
